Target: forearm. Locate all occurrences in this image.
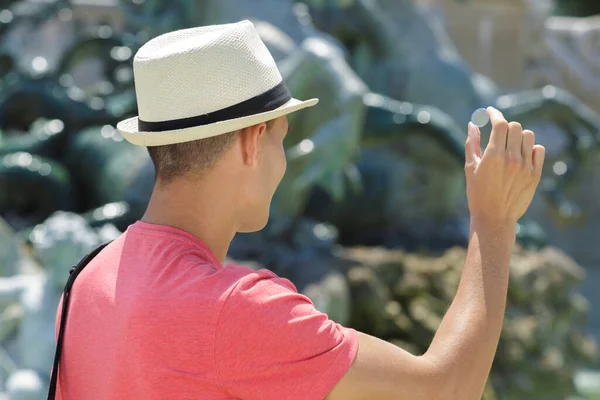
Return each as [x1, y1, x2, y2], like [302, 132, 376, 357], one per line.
[423, 218, 516, 399]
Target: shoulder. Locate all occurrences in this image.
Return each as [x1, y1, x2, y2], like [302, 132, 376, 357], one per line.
[219, 264, 298, 297]
[212, 264, 301, 316]
[213, 264, 359, 400]
[214, 264, 322, 338]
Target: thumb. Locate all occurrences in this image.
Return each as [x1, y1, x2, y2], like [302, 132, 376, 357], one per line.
[465, 122, 481, 168]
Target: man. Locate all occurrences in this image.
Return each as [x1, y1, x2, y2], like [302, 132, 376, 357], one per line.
[54, 20, 545, 400]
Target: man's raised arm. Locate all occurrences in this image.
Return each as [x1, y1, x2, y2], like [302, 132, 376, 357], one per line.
[326, 107, 546, 400]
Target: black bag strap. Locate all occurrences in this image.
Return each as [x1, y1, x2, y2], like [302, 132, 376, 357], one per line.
[47, 241, 112, 400]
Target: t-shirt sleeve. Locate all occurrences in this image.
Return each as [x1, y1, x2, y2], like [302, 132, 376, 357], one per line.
[214, 267, 358, 400]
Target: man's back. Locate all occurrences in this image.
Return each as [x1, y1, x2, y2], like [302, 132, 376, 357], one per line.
[56, 221, 358, 400]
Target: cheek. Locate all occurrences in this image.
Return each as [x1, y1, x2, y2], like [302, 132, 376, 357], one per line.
[267, 139, 286, 180]
[259, 141, 286, 193]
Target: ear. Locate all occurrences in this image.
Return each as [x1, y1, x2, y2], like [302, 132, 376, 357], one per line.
[239, 122, 268, 167]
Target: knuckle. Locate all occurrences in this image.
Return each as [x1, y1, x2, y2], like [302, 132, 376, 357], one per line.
[524, 161, 539, 176]
[495, 120, 509, 133]
[508, 121, 523, 132]
[485, 147, 503, 160]
[464, 163, 477, 174]
[505, 152, 521, 168]
[523, 162, 534, 174]
[523, 130, 535, 140]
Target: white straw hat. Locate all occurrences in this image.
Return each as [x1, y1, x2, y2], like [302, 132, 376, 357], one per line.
[117, 20, 319, 147]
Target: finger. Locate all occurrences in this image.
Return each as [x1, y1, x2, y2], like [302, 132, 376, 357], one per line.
[465, 122, 480, 167]
[507, 122, 524, 157]
[532, 145, 546, 177]
[487, 107, 509, 150]
[472, 123, 482, 159]
[521, 130, 535, 168]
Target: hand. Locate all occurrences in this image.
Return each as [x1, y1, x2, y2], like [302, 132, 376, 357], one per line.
[465, 107, 545, 226]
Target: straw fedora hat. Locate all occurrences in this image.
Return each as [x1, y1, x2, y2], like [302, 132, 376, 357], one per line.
[117, 20, 318, 147]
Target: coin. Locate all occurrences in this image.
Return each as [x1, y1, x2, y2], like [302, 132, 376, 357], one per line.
[471, 108, 490, 128]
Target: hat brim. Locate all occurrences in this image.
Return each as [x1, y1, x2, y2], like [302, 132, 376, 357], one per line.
[117, 97, 319, 146]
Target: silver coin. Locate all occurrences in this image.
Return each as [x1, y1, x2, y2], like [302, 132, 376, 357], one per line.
[471, 108, 490, 128]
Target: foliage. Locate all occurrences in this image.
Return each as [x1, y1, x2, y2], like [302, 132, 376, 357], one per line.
[553, 0, 600, 17]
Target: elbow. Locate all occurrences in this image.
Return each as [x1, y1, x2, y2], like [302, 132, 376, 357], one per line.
[418, 355, 473, 400]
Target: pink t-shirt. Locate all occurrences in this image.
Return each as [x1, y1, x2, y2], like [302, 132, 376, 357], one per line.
[55, 221, 358, 400]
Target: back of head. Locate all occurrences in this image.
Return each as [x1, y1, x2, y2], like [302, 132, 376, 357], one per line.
[146, 120, 275, 183]
[115, 20, 318, 231]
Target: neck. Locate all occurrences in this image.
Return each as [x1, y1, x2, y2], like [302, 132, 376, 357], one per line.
[140, 173, 237, 264]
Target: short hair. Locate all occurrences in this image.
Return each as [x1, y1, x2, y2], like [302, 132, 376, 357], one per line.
[147, 120, 276, 183]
